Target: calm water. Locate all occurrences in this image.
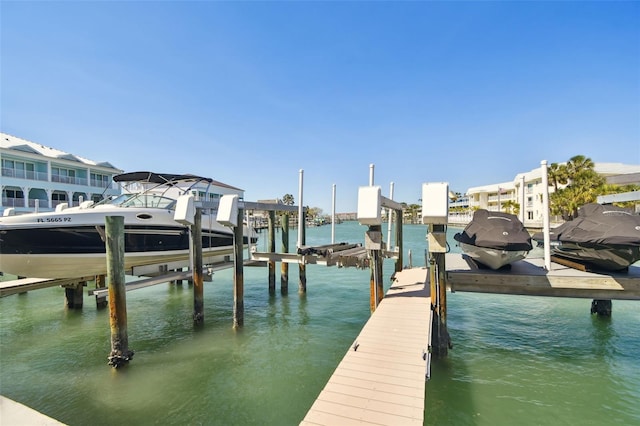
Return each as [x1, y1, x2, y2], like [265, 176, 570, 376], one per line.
[1, 222, 638, 425]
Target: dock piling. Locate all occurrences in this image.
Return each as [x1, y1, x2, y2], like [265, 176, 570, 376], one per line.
[105, 215, 134, 368]
[268, 210, 276, 294]
[298, 208, 307, 293]
[192, 208, 204, 325]
[64, 281, 84, 309]
[233, 207, 245, 328]
[281, 213, 289, 294]
[591, 299, 612, 317]
[95, 274, 107, 309]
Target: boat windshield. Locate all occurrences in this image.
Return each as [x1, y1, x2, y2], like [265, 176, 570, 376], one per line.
[98, 193, 176, 209]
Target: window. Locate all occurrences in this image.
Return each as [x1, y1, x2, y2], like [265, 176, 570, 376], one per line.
[51, 166, 79, 184]
[2, 188, 25, 207]
[90, 172, 110, 188]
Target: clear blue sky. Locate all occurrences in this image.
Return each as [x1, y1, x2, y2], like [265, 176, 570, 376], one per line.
[2, 1, 639, 213]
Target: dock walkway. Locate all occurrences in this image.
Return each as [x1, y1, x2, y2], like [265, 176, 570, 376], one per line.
[301, 267, 432, 426]
[0, 396, 66, 425]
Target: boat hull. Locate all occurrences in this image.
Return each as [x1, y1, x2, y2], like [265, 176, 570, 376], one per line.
[459, 242, 529, 270]
[0, 209, 254, 278]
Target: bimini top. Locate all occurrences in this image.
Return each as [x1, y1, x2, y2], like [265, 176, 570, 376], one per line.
[113, 171, 213, 184]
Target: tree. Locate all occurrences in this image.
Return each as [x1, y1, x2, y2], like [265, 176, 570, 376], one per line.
[548, 155, 604, 219]
[566, 155, 595, 177]
[501, 200, 520, 216]
[405, 203, 421, 224]
[547, 162, 568, 192]
[282, 194, 294, 206]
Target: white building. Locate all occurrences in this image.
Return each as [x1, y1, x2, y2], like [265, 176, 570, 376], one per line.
[467, 162, 640, 227]
[1, 132, 123, 214]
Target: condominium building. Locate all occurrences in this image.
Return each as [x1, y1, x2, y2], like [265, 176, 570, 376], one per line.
[467, 162, 640, 227]
[1, 132, 123, 214]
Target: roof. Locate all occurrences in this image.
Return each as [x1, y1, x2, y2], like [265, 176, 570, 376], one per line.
[0, 132, 119, 170]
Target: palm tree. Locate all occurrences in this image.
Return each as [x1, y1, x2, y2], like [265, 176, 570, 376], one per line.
[547, 162, 568, 191]
[282, 194, 294, 206]
[501, 200, 520, 216]
[566, 155, 595, 180]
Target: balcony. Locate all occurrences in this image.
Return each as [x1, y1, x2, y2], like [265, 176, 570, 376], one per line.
[1, 197, 26, 208]
[51, 175, 88, 186]
[1, 168, 48, 181]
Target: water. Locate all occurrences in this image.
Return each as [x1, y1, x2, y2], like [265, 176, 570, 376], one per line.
[1, 222, 639, 425]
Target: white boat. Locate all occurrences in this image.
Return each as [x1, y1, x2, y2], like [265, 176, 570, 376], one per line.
[454, 209, 533, 270]
[0, 172, 257, 279]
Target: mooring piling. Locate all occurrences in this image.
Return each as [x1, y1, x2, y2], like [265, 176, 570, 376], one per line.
[281, 213, 290, 294]
[192, 208, 204, 325]
[105, 215, 134, 368]
[233, 206, 245, 328]
[268, 210, 276, 294]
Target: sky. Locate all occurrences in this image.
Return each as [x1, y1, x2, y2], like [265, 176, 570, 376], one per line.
[1, 1, 639, 213]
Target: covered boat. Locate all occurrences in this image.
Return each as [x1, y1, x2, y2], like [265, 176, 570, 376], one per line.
[454, 209, 533, 270]
[533, 203, 640, 271]
[0, 172, 257, 278]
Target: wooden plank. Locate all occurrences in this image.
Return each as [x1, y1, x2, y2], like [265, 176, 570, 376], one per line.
[301, 267, 431, 425]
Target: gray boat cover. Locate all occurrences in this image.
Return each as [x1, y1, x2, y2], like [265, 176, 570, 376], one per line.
[537, 203, 640, 246]
[454, 209, 532, 251]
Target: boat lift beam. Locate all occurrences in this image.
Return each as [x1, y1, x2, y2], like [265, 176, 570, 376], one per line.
[597, 191, 640, 204]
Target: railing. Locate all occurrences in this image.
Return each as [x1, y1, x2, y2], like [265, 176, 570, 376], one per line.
[1, 168, 48, 181]
[51, 175, 88, 186]
[1, 197, 26, 208]
[28, 199, 50, 208]
[90, 178, 113, 189]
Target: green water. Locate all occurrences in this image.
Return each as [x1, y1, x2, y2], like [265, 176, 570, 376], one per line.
[1, 222, 638, 425]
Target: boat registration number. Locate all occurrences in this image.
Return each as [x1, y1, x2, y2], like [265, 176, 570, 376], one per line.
[36, 217, 72, 223]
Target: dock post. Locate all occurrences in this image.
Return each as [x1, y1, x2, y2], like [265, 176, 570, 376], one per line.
[192, 208, 204, 325]
[281, 213, 289, 294]
[64, 281, 84, 309]
[105, 215, 134, 368]
[268, 210, 276, 294]
[297, 170, 307, 294]
[429, 224, 450, 357]
[95, 274, 108, 309]
[367, 224, 384, 312]
[395, 212, 403, 273]
[298, 208, 307, 293]
[591, 299, 612, 317]
[233, 207, 245, 328]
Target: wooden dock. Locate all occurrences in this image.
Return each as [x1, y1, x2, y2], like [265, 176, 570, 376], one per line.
[301, 267, 432, 426]
[446, 254, 640, 300]
[0, 395, 65, 425]
[0, 277, 94, 298]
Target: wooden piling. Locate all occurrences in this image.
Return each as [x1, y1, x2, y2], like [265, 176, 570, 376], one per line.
[233, 208, 244, 328]
[64, 281, 84, 309]
[281, 213, 289, 294]
[429, 224, 450, 357]
[395, 213, 403, 273]
[268, 210, 276, 294]
[105, 215, 134, 368]
[367, 224, 384, 312]
[299, 209, 307, 293]
[95, 274, 107, 309]
[591, 299, 612, 317]
[192, 208, 204, 325]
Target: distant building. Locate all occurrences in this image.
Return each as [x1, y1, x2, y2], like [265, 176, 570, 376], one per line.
[1, 132, 123, 214]
[466, 162, 640, 227]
